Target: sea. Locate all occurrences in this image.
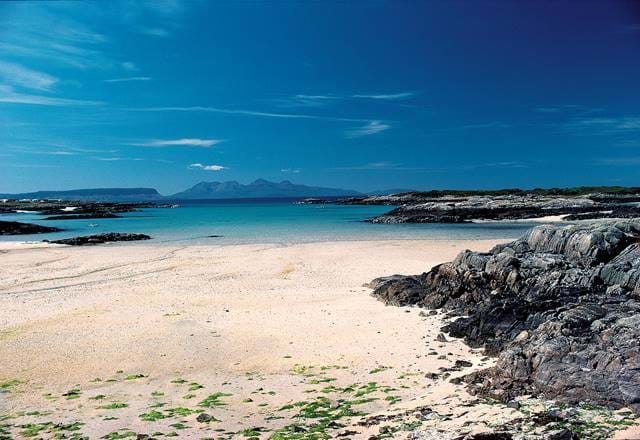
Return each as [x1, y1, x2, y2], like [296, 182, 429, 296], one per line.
[1, 198, 539, 245]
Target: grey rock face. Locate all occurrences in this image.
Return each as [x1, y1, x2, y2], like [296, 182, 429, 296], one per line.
[371, 220, 640, 412]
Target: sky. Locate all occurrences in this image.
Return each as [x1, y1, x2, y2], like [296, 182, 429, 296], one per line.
[1, 0, 640, 195]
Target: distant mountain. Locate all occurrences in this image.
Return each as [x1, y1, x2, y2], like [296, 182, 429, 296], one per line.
[0, 188, 162, 202]
[170, 179, 363, 199]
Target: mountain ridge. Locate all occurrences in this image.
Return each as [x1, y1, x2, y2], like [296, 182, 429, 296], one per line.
[169, 179, 363, 199]
[0, 180, 363, 201]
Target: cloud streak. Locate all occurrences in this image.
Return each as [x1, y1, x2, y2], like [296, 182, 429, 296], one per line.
[563, 116, 640, 134]
[346, 120, 391, 137]
[132, 106, 371, 122]
[189, 163, 226, 171]
[0, 85, 101, 106]
[104, 76, 152, 83]
[132, 138, 222, 148]
[352, 91, 418, 100]
[0, 61, 58, 91]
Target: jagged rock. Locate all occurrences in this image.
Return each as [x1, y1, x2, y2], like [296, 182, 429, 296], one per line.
[371, 220, 640, 413]
[47, 233, 151, 246]
[367, 275, 427, 306]
[0, 220, 62, 235]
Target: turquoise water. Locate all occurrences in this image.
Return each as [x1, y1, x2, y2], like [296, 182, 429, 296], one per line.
[1, 199, 536, 244]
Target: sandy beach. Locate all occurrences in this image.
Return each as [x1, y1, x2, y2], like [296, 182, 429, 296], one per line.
[0, 238, 532, 438]
[3, 238, 638, 439]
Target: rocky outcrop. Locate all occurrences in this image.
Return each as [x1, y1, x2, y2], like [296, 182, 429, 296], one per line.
[47, 233, 151, 245]
[42, 213, 121, 220]
[0, 220, 62, 235]
[368, 195, 640, 224]
[370, 220, 640, 412]
[0, 199, 163, 215]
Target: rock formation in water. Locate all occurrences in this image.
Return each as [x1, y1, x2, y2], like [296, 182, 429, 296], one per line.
[370, 220, 640, 412]
[47, 233, 151, 245]
[0, 220, 62, 235]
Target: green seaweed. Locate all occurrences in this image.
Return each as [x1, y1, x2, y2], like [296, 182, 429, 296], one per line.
[99, 402, 128, 410]
[198, 392, 232, 408]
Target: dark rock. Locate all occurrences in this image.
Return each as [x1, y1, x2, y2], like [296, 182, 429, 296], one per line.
[42, 213, 120, 220]
[545, 429, 580, 440]
[455, 360, 473, 368]
[370, 220, 640, 413]
[368, 275, 427, 306]
[436, 333, 448, 343]
[47, 233, 151, 246]
[506, 400, 520, 409]
[0, 220, 62, 235]
[196, 413, 215, 423]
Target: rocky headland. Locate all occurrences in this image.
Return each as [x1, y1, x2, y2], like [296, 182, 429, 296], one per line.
[302, 188, 640, 224]
[370, 220, 640, 416]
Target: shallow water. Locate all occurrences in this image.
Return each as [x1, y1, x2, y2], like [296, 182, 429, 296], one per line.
[1, 198, 538, 244]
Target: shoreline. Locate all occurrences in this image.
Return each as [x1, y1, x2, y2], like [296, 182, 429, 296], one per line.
[3, 237, 638, 438]
[1, 238, 517, 438]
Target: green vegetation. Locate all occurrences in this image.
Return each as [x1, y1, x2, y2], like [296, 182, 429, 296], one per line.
[124, 373, 146, 381]
[198, 392, 232, 408]
[0, 379, 24, 392]
[98, 402, 128, 410]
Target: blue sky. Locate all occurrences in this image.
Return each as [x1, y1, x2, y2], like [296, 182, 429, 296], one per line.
[1, 0, 640, 194]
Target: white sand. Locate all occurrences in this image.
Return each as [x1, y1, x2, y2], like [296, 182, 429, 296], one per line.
[1, 239, 634, 438]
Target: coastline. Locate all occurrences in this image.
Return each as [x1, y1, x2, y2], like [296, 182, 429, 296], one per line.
[1, 238, 519, 438]
[3, 237, 638, 438]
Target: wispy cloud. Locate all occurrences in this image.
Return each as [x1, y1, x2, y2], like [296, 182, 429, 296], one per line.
[352, 91, 418, 100]
[132, 138, 222, 148]
[281, 168, 301, 174]
[121, 61, 137, 71]
[123, 0, 189, 38]
[0, 85, 101, 106]
[534, 104, 601, 115]
[189, 163, 226, 171]
[104, 76, 152, 83]
[346, 120, 391, 138]
[277, 91, 418, 108]
[563, 116, 640, 134]
[0, 61, 58, 91]
[0, 3, 111, 70]
[276, 94, 341, 108]
[95, 157, 144, 161]
[132, 106, 371, 122]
